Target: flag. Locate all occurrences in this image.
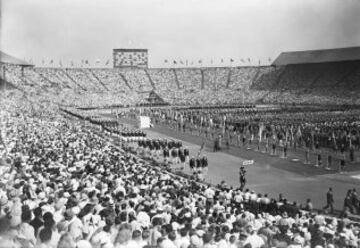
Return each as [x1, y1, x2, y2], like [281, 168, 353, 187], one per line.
[173, 60, 177, 65]
[349, 134, 352, 147]
[197, 141, 205, 157]
[85, 60, 89, 65]
[164, 59, 168, 63]
[230, 58, 234, 62]
[332, 131, 337, 147]
[296, 126, 302, 138]
[290, 125, 294, 142]
[259, 123, 264, 142]
[285, 129, 289, 142]
[310, 130, 315, 149]
[222, 115, 227, 134]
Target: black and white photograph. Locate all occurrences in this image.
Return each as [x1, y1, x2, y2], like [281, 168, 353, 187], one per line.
[1, 0, 360, 247]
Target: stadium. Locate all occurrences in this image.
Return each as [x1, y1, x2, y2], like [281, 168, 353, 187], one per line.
[1, 0, 360, 247]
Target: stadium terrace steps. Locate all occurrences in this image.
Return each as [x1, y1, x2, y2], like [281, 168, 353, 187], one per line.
[171, 69, 180, 89]
[251, 66, 284, 90]
[33, 71, 53, 86]
[22, 71, 50, 92]
[53, 69, 77, 90]
[80, 69, 104, 91]
[226, 69, 232, 88]
[200, 69, 205, 89]
[252, 68, 264, 85]
[29, 70, 62, 92]
[118, 72, 133, 90]
[2, 63, 360, 106]
[88, 69, 109, 91]
[144, 69, 156, 89]
[146, 69, 176, 102]
[0, 78, 17, 90]
[119, 68, 153, 92]
[61, 69, 87, 91]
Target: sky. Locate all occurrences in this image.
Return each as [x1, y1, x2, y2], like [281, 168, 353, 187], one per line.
[1, 0, 360, 68]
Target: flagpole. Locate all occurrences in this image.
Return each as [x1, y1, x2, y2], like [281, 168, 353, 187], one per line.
[3, 64, 6, 97]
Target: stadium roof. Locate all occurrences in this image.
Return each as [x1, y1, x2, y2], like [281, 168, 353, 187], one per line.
[0, 51, 33, 66]
[272, 46, 360, 66]
[113, 48, 148, 52]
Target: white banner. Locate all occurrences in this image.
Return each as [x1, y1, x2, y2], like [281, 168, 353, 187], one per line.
[242, 160, 254, 166]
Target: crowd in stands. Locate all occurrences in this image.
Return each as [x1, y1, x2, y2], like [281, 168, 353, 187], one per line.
[252, 61, 360, 105]
[3, 61, 360, 108]
[2, 89, 360, 248]
[121, 68, 153, 92]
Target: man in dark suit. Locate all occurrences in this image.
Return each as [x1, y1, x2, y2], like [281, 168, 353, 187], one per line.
[323, 187, 334, 214]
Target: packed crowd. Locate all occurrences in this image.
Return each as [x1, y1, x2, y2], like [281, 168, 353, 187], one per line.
[2, 89, 360, 248]
[3, 63, 360, 108]
[252, 62, 360, 105]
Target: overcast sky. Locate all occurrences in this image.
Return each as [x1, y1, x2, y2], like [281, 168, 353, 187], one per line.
[1, 0, 360, 67]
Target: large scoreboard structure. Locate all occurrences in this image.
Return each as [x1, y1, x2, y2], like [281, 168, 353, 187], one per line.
[113, 48, 148, 68]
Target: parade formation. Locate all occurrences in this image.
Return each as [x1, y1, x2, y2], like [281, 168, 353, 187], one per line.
[2, 0, 360, 246]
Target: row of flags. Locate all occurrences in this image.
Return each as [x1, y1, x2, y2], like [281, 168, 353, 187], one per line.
[25, 58, 111, 67]
[164, 58, 272, 66]
[24, 57, 272, 67]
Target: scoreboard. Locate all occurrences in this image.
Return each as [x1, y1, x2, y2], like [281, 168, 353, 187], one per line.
[113, 48, 148, 68]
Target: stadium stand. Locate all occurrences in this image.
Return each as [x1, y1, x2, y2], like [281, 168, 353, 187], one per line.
[1, 48, 360, 248]
[1, 86, 360, 248]
[175, 68, 202, 90]
[121, 68, 154, 92]
[1, 47, 360, 107]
